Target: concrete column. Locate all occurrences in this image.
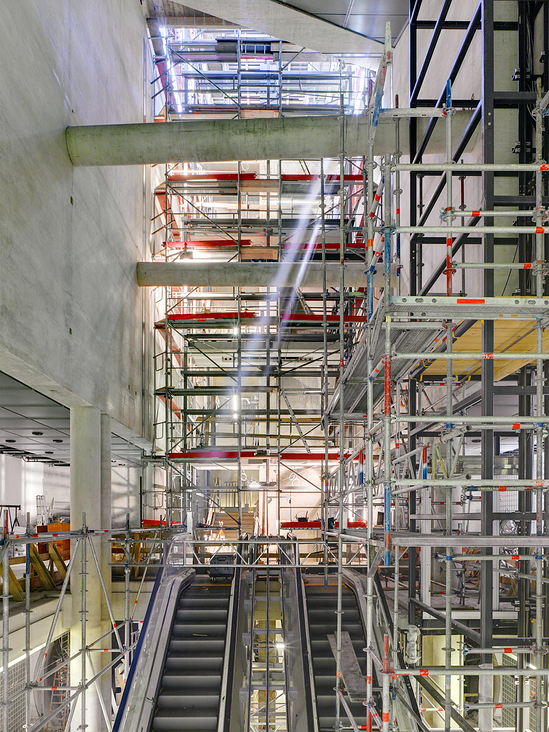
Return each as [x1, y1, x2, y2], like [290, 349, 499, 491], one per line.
[70, 407, 103, 731]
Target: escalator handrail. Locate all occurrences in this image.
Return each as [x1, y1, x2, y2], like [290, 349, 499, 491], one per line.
[294, 546, 320, 732]
[218, 542, 243, 732]
[112, 534, 196, 732]
[112, 564, 164, 732]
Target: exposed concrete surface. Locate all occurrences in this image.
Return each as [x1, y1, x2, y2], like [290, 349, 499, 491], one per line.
[66, 111, 473, 166]
[137, 261, 370, 288]
[173, 0, 382, 65]
[0, 0, 149, 437]
[2, 596, 71, 668]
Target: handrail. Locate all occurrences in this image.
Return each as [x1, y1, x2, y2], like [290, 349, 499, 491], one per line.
[112, 563, 164, 732]
[293, 546, 319, 732]
[280, 551, 293, 732]
[113, 534, 196, 732]
[218, 541, 242, 732]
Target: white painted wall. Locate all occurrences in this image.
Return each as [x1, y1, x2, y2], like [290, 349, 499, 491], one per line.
[0, 455, 45, 526]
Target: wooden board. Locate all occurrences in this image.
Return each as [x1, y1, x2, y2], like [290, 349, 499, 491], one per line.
[328, 631, 367, 702]
[422, 320, 549, 380]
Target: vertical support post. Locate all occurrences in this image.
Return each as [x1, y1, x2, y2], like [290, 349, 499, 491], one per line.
[335, 86, 346, 729]
[124, 513, 130, 682]
[365, 129, 375, 729]
[25, 512, 31, 730]
[445, 328, 453, 732]
[2, 526, 10, 732]
[444, 80, 455, 729]
[383, 156, 393, 568]
[444, 79, 454, 297]
[237, 159, 243, 533]
[409, 0, 418, 297]
[70, 407, 102, 731]
[100, 414, 112, 720]
[321, 157, 330, 582]
[382, 633, 390, 732]
[393, 549, 400, 669]
[534, 83, 546, 731]
[81, 514, 87, 732]
[480, 3, 495, 729]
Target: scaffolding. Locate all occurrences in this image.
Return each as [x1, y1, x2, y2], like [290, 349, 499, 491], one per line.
[4, 2, 549, 730]
[146, 2, 549, 731]
[0, 518, 167, 732]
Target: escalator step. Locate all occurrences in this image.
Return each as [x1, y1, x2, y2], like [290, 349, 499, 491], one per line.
[168, 639, 226, 654]
[160, 673, 222, 690]
[176, 609, 228, 622]
[152, 712, 218, 731]
[171, 623, 228, 637]
[308, 623, 363, 638]
[164, 656, 223, 671]
[156, 692, 220, 709]
[178, 596, 230, 606]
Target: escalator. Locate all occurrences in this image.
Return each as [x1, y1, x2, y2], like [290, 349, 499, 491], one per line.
[151, 577, 232, 731]
[114, 540, 241, 732]
[304, 581, 369, 731]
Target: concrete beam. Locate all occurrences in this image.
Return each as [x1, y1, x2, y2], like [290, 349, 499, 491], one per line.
[172, 0, 382, 67]
[150, 16, 238, 28]
[66, 112, 473, 166]
[67, 115, 370, 166]
[136, 261, 368, 288]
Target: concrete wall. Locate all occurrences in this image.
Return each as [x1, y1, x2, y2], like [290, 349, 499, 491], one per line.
[0, 0, 151, 439]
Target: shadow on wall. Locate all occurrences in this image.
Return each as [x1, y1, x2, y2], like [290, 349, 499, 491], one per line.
[42, 464, 70, 521]
[41, 463, 139, 529]
[112, 466, 140, 528]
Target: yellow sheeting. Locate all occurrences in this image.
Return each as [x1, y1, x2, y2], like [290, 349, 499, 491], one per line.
[422, 321, 549, 380]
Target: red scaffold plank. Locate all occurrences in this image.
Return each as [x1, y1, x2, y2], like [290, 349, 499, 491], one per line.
[169, 451, 351, 461]
[280, 520, 367, 529]
[164, 239, 252, 249]
[281, 174, 363, 182]
[281, 314, 367, 324]
[167, 311, 257, 321]
[167, 173, 257, 182]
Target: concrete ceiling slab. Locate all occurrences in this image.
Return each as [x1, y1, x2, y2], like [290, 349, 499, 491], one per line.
[0, 372, 143, 467]
[281, 0, 408, 44]
[170, 0, 382, 67]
